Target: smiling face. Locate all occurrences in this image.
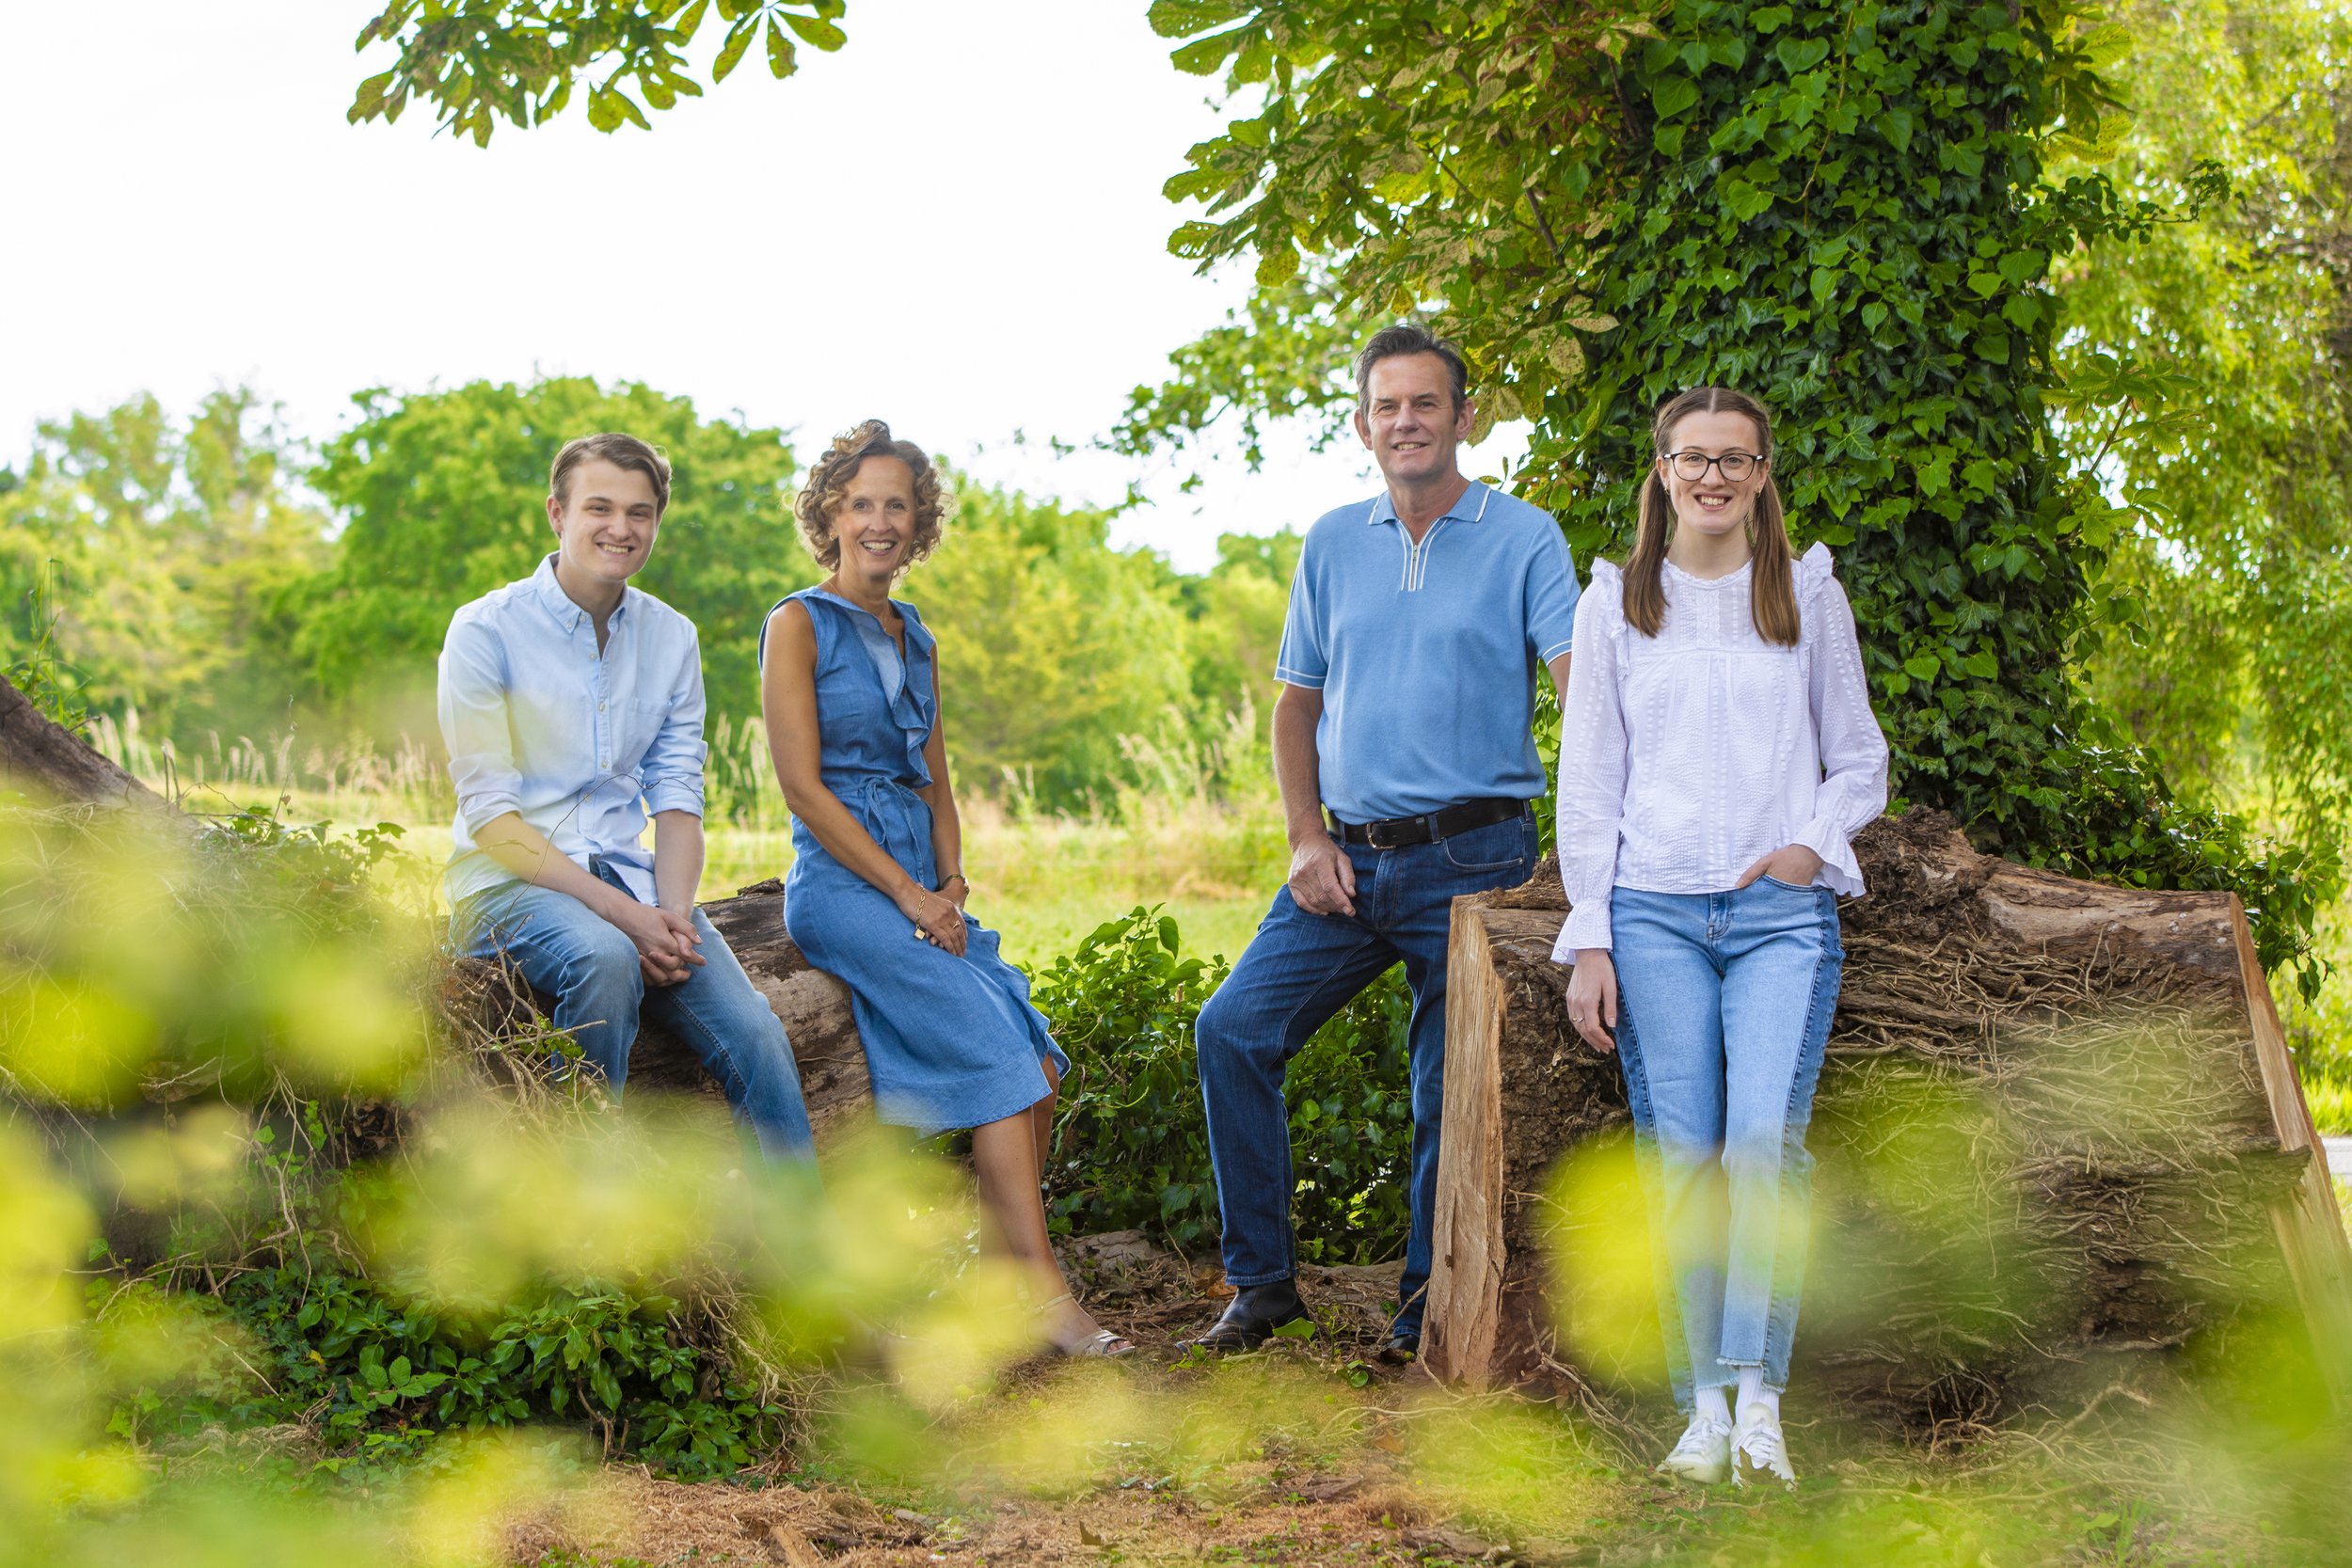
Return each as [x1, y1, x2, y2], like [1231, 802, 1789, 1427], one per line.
[1355, 351, 1475, 489]
[828, 454, 918, 588]
[547, 457, 661, 586]
[1657, 407, 1770, 539]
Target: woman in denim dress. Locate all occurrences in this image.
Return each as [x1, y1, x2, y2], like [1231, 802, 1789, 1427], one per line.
[1553, 388, 1889, 1486]
[760, 420, 1129, 1358]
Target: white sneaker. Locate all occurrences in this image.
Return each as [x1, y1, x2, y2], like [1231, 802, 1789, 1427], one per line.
[1655, 1413, 1732, 1485]
[1730, 1407, 1796, 1489]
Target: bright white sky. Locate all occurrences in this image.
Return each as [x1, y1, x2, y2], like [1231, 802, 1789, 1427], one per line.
[2, 1, 1525, 572]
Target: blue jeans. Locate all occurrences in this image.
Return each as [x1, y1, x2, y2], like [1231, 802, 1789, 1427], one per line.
[1196, 810, 1538, 1334]
[453, 860, 817, 1162]
[1609, 879, 1842, 1408]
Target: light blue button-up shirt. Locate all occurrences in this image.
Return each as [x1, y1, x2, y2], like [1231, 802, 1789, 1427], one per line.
[1275, 481, 1581, 824]
[437, 554, 709, 907]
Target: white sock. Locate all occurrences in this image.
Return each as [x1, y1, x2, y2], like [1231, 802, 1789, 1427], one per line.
[1694, 1385, 1731, 1427]
[1735, 1368, 1779, 1424]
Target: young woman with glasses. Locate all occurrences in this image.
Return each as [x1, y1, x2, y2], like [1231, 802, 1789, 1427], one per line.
[1550, 387, 1889, 1486]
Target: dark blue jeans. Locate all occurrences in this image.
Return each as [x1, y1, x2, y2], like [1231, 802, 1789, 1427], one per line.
[453, 860, 817, 1162]
[1195, 809, 1538, 1334]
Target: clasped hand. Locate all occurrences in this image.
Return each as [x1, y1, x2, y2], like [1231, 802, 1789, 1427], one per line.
[608, 897, 705, 987]
[897, 879, 969, 958]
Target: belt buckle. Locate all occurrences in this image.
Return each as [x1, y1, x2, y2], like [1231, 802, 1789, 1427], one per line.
[1366, 816, 1416, 850]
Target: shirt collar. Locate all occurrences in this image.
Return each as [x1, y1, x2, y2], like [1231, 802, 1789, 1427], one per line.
[530, 552, 628, 633]
[1366, 479, 1493, 527]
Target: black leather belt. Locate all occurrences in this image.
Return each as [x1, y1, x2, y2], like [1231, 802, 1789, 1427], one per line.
[1328, 797, 1529, 849]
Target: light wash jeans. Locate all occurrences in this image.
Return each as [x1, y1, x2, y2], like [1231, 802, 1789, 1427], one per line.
[1195, 809, 1539, 1335]
[453, 858, 817, 1162]
[1608, 878, 1842, 1408]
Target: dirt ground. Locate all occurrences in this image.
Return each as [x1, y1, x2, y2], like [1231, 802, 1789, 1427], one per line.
[505, 1235, 1625, 1567]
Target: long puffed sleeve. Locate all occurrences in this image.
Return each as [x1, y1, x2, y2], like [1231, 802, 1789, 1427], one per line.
[1551, 563, 1629, 960]
[1789, 548, 1888, 894]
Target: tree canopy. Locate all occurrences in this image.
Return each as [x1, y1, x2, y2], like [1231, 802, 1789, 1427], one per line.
[298, 376, 816, 731]
[2062, 0, 2352, 850]
[348, 0, 850, 144]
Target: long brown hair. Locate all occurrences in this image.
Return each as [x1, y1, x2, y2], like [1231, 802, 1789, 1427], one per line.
[1623, 387, 1800, 646]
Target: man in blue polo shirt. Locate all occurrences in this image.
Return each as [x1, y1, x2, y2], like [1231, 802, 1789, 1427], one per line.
[1190, 325, 1580, 1356]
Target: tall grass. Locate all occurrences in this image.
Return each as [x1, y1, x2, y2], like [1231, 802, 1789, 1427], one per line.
[79, 706, 2352, 1113]
[87, 703, 1292, 965]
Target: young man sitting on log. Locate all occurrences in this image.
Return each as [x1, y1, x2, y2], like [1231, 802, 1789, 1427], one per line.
[437, 433, 816, 1161]
[1186, 325, 1582, 1359]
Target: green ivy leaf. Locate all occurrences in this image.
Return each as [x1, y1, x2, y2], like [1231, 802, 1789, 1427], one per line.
[1650, 74, 1700, 119]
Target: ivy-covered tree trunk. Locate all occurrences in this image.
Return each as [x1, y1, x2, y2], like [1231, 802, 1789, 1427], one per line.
[1540, 0, 2097, 863]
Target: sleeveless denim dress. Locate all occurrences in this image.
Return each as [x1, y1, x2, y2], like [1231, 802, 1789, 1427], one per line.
[767, 587, 1068, 1136]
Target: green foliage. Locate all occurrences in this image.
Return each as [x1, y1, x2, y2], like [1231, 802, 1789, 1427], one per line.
[4, 562, 90, 736]
[1033, 906, 1414, 1263]
[124, 1267, 782, 1481]
[299, 376, 815, 731]
[1175, 531, 1301, 726]
[2060, 0, 2352, 856]
[0, 390, 328, 746]
[907, 485, 1199, 812]
[1138, 0, 2328, 986]
[349, 0, 850, 146]
[1109, 273, 1361, 472]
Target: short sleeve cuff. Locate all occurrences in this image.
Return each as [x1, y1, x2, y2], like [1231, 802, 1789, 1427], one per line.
[1274, 665, 1327, 689]
[644, 778, 706, 818]
[1538, 636, 1574, 663]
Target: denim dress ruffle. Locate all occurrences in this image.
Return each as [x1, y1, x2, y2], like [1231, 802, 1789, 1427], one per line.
[768, 587, 1068, 1136]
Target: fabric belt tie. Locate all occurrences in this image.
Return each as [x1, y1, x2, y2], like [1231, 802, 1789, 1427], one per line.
[1327, 797, 1529, 849]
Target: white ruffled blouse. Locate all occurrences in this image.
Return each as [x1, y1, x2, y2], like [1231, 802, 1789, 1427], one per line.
[1550, 542, 1890, 958]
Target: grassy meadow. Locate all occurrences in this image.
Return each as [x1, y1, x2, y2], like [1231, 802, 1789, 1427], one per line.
[86, 712, 1291, 970]
[86, 711, 2352, 1142]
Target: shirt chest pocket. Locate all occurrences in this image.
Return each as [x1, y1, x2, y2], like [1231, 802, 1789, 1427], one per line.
[611, 695, 671, 776]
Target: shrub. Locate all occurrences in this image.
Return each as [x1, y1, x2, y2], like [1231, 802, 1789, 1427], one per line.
[1033, 906, 1415, 1265]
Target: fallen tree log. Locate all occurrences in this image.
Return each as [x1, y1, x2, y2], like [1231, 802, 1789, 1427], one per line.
[1424, 809, 2352, 1424]
[445, 877, 876, 1147]
[0, 673, 175, 812]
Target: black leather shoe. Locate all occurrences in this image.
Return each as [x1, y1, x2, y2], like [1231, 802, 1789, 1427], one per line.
[1376, 1326, 1421, 1364]
[1183, 1279, 1313, 1353]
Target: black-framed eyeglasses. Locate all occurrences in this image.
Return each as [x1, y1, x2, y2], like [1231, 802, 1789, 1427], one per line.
[1662, 450, 1765, 483]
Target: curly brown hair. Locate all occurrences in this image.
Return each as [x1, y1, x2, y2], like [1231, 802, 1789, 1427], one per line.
[792, 420, 948, 574]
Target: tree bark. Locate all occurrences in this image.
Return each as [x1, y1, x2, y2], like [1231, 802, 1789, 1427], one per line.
[1423, 810, 2352, 1423]
[0, 672, 173, 811]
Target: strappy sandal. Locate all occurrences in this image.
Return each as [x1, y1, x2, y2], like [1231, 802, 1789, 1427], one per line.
[1035, 1291, 1136, 1359]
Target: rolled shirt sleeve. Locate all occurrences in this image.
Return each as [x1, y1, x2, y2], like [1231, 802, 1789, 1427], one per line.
[639, 628, 709, 819]
[1273, 546, 1327, 689]
[1525, 525, 1581, 666]
[1791, 572, 1889, 894]
[437, 612, 523, 838]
